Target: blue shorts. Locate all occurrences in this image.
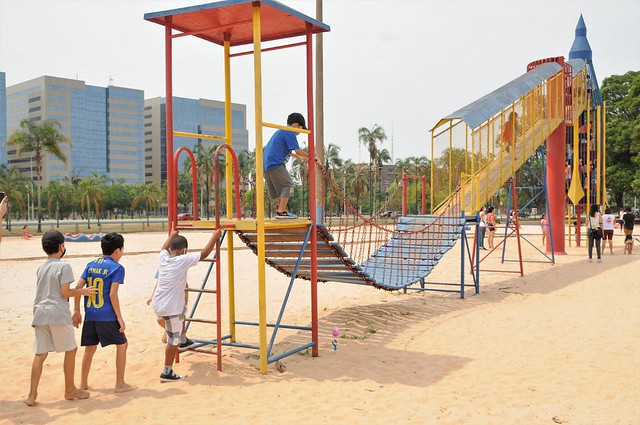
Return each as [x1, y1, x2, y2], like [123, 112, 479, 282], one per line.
[81, 320, 127, 347]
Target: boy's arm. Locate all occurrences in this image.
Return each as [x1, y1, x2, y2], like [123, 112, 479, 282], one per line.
[162, 227, 180, 252]
[110, 283, 125, 333]
[71, 278, 95, 327]
[200, 229, 223, 261]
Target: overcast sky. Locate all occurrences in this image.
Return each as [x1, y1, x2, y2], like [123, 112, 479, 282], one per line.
[1, 0, 638, 164]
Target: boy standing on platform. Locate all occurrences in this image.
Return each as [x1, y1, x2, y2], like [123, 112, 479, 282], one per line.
[26, 230, 97, 406]
[153, 226, 221, 382]
[72, 233, 136, 393]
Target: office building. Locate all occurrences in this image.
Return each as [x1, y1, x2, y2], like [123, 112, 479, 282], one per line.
[6, 75, 144, 184]
[144, 96, 248, 186]
[0, 72, 7, 166]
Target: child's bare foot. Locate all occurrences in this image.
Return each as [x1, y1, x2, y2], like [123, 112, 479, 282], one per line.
[24, 395, 37, 407]
[80, 382, 89, 390]
[115, 383, 137, 393]
[65, 388, 90, 401]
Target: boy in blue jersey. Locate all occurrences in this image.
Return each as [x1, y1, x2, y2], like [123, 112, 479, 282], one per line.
[263, 112, 311, 219]
[72, 233, 136, 393]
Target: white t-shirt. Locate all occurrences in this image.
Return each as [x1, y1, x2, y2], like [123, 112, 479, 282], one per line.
[602, 214, 616, 231]
[152, 250, 201, 317]
[32, 259, 75, 326]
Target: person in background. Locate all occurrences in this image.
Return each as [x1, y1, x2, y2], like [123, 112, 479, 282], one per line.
[486, 206, 496, 249]
[601, 207, 616, 255]
[478, 206, 487, 250]
[22, 225, 33, 240]
[540, 214, 548, 246]
[586, 204, 603, 263]
[0, 195, 8, 244]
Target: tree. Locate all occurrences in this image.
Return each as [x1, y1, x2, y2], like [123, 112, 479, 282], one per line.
[131, 182, 164, 226]
[78, 173, 108, 229]
[358, 125, 387, 215]
[45, 181, 73, 227]
[0, 165, 30, 229]
[6, 119, 69, 232]
[601, 71, 640, 206]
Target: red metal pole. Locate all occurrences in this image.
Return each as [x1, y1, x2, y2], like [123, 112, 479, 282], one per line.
[402, 173, 408, 216]
[165, 18, 175, 234]
[547, 122, 567, 254]
[306, 27, 318, 358]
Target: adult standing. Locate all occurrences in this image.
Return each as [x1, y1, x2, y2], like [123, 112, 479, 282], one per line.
[601, 207, 616, 254]
[486, 206, 496, 249]
[263, 113, 310, 219]
[586, 204, 603, 263]
[622, 207, 635, 237]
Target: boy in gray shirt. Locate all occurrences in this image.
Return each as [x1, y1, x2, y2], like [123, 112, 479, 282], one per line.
[25, 230, 97, 406]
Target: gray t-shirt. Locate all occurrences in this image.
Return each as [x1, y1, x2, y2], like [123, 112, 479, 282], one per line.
[32, 259, 75, 326]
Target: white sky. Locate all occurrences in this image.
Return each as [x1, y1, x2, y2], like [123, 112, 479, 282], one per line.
[1, 0, 638, 164]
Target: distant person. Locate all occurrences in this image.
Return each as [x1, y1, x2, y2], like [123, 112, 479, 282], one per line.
[26, 230, 97, 406]
[486, 206, 496, 249]
[622, 207, 635, 237]
[565, 161, 572, 191]
[540, 214, 548, 246]
[0, 195, 7, 244]
[22, 225, 32, 240]
[601, 207, 616, 255]
[624, 234, 634, 255]
[263, 112, 311, 219]
[153, 226, 222, 382]
[586, 204, 603, 263]
[72, 233, 136, 393]
[478, 206, 487, 250]
[501, 111, 520, 156]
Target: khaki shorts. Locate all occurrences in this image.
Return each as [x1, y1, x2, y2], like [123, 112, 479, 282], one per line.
[34, 324, 77, 355]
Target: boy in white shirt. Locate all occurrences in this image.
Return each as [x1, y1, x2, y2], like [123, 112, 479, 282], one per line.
[153, 226, 221, 382]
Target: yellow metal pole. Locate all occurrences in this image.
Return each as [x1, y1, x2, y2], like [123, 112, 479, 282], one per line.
[596, 105, 601, 205]
[224, 38, 236, 343]
[602, 102, 607, 205]
[586, 97, 591, 213]
[430, 130, 434, 213]
[252, 4, 268, 375]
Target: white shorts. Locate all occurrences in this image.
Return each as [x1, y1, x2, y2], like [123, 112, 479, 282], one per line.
[34, 324, 77, 355]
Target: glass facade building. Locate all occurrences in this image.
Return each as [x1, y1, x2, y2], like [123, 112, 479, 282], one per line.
[144, 96, 248, 186]
[6, 76, 143, 184]
[0, 72, 6, 166]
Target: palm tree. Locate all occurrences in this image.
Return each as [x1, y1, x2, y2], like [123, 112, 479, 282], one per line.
[358, 125, 387, 215]
[238, 149, 256, 216]
[78, 173, 107, 229]
[0, 165, 30, 230]
[7, 119, 69, 232]
[190, 144, 219, 219]
[131, 182, 164, 226]
[322, 143, 343, 214]
[45, 181, 73, 227]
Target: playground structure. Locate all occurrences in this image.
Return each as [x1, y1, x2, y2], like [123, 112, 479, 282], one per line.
[145, 2, 606, 374]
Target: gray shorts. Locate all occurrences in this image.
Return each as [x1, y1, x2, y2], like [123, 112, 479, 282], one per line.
[34, 324, 77, 354]
[265, 165, 294, 199]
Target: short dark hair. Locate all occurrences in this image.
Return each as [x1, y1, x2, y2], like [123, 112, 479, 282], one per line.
[170, 235, 188, 251]
[605, 207, 612, 214]
[101, 232, 124, 255]
[42, 243, 62, 255]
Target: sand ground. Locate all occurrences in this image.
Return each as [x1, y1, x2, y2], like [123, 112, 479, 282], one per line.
[0, 225, 638, 424]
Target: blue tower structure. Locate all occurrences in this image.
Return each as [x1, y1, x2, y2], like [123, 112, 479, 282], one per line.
[569, 14, 602, 106]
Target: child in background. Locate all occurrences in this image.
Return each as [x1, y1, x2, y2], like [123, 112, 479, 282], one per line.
[22, 225, 32, 240]
[26, 230, 97, 406]
[540, 214, 548, 246]
[624, 234, 634, 255]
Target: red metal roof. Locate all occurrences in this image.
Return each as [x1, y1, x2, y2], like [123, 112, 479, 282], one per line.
[144, 0, 330, 47]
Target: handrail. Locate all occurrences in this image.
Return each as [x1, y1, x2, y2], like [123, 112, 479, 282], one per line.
[213, 144, 243, 230]
[173, 146, 199, 227]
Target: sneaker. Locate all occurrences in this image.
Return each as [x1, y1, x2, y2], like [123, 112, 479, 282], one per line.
[275, 211, 297, 219]
[160, 370, 185, 382]
[588, 258, 593, 263]
[597, 258, 602, 263]
[178, 338, 195, 348]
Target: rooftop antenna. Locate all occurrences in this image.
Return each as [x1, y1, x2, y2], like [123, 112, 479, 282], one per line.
[108, 74, 114, 86]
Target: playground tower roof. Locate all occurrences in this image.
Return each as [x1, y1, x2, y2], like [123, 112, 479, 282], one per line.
[432, 62, 562, 131]
[144, 0, 330, 46]
[569, 14, 602, 106]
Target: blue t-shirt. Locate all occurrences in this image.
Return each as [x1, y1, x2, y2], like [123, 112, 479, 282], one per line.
[263, 129, 300, 171]
[80, 256, 125, 321]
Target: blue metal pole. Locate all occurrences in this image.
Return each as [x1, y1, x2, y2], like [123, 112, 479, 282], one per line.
[460, 211, 465, 299]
